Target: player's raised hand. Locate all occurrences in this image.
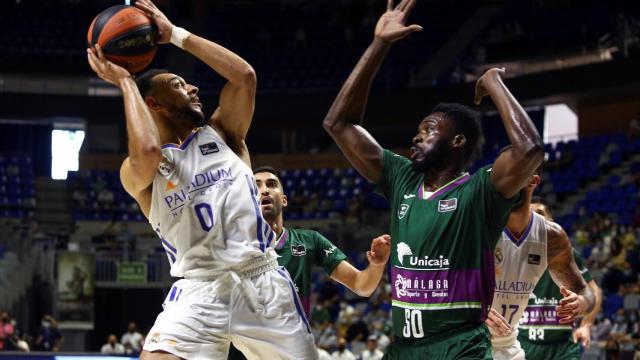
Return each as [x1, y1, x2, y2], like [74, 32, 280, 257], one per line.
[557, 286, 587, 324]
[367, 234, 391, 266]
[474, 67, 505, 105]
[485, 308, 512, 337]
[87, 45, 131, 86]
[374, 0, 423, 43]
[135, 0, 174, 44]
[573, 325, 591, 348]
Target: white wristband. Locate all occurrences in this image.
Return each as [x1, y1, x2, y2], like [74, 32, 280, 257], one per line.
[170, 26, 190, 49]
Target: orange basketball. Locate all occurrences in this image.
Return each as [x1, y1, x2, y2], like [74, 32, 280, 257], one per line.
[87, 5, 158, 74]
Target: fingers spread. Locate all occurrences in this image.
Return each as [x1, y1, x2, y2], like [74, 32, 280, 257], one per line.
[387, 0, 394, 11]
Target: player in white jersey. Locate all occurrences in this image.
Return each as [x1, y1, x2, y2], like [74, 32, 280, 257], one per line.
[87, 1, 317, 359]
[485, 171, 595, 360]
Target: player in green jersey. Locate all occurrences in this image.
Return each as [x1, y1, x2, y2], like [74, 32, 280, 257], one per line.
[321, 0, 544, 358]
[228, 168, 391, 360]
[516, 199, 602, 360]
[253, 165, 392, 316]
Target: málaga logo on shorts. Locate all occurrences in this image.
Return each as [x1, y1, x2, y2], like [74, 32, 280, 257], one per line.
[199, 141, 220, 156]
[438, 198, 457, 212]
[291, 244, 307, 256]
[398, 203, 410, 219]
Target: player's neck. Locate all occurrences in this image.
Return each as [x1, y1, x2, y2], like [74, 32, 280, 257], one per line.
[422, 166, 465, 192]
[157, 117, 196, 145]
[268, 215, 285, 236]
[506, 203, 532, 238]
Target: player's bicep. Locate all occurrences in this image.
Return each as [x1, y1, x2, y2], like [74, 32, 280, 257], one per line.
[120, 158, 152, 218]
[330, 261, 359, 291]
[209, 77, 256, 142]
[327, 123, 383, 183]
[491, 147, 540, 199]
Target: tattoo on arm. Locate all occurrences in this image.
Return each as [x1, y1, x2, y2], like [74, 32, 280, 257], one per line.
[546, 221, 595, 313]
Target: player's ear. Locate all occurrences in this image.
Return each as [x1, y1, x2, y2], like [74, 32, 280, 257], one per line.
[144, 96, 162, 112]
[282, 194, 288, 208]
[452, 134, 466, 149]
[531, 175, 541, 186]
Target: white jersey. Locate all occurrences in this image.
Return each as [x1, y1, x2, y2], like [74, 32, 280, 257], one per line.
[491, 211, 548, 358]
[148, 125, 275, 278]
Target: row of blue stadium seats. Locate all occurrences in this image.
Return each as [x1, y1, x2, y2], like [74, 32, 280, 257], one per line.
[73, 211, 145, 222]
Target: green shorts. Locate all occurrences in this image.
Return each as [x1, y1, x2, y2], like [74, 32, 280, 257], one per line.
[519, 338, 581, 360]
[382, 323, 491, 360]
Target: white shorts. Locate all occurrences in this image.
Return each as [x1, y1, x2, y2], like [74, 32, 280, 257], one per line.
[491, 330, 525, 360]
[143, 254, 317, 360]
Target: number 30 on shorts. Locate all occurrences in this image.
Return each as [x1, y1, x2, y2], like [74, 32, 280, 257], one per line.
[403, 309, 425, 338]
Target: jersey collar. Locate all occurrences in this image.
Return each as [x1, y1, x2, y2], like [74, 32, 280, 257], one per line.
[503, 211, 535, 247]
[161, 127, 201, 150]
[275, 227, 289, 250]
[418, 172, 471, 200]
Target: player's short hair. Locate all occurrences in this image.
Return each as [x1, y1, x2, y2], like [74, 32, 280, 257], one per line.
[530, 196, 547, 207]
[135, 68, 169, 97]
[432, 103, 482, 163]
[253, 166, 283, 190]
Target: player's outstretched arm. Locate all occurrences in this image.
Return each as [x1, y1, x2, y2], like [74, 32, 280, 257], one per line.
[546, 221, 595, 324]
[323, 0, 421, 183]
[87, 46, 161, 218]
[475, 68, 544, 199]
[136, 0, 256, 164]
[573, 279, 602, 347]
[330, 234, 391, 297]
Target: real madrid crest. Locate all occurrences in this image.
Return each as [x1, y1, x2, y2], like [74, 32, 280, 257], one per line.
[495, 246, 504, 264]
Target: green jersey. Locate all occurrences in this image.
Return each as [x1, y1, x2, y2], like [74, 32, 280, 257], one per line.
[518, 249, 593, 344]
[376, 150, 520, 341]
[274, 227, 347, 316]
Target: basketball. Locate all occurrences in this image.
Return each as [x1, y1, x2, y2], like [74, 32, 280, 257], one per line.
[87, 5, 158, 74]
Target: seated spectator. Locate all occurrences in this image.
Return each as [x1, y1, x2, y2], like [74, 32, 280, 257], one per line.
[331, 337, 355, 360]
[611, 309, 630, 337]
[34, 314, 63, 352]
[121, 321, 143, 354]
[101, 334, 125, 354]
[0, 311, 14, 351]
[360, 335, 384, 360]
[593, 313, 613, 341]
[97, 188, 114, 209]
[72, 184, 87, 208]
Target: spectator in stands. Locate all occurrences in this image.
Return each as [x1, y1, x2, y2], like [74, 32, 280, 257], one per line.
[93, 176, 107, 194]
[97, 188, 114, 209]
[345, 312, 369, 353]
[316, 322, 338, 352]
[72, 184, 87, 208]
[331, 337, 355, 360]
[593, 313, 613, 341]
[0, 311, 14, 351]
[360, 335, 384, 360]
[121, 321, 143, 354]
[101, 334, 125, 355]
[611, 309, 631, 337]
[34, 314, 63, 352]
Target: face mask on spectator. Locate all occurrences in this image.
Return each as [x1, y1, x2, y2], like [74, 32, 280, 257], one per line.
[631, 313, 638, 322]
[42, 321, 51, 329]
[615, 315, 626, 324]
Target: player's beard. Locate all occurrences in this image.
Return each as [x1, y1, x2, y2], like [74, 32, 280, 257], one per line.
[411, 137, 450, 173]
[175, 104, 206, 128]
